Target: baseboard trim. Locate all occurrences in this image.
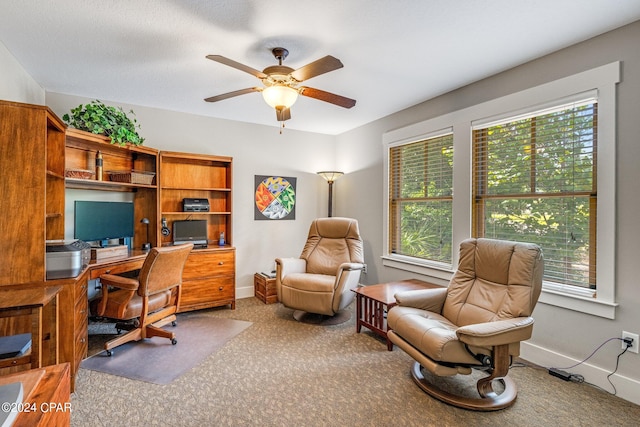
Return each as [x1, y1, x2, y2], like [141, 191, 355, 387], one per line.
[236, 285, 255, 300]
[520, 341, 640, 405]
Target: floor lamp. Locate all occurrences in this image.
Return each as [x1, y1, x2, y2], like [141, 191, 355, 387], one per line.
[317, 171, 344, 217]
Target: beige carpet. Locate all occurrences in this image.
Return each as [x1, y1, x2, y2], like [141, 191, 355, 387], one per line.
[81, 313, 251, 384]
[71, 298, 640, 426]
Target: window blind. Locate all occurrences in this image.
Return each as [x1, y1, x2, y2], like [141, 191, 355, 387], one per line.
[473, 100, 597, 288]
[389, 133, 453, 265]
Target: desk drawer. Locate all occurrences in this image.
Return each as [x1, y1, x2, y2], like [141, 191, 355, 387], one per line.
[89, 259, 145, 280]
[182, 250, 235, 280]
[180, 276, 234, 310]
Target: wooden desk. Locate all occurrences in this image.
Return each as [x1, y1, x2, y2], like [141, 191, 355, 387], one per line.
[0, 363, 70, 427]
[353, 279, 440, 350]
[0, 285, 61, 373]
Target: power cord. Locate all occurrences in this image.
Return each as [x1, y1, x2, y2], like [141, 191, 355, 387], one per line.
[546, 337, 632, 395]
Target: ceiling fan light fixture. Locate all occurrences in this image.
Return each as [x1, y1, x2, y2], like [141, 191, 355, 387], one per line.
[262, 85, 299, 109]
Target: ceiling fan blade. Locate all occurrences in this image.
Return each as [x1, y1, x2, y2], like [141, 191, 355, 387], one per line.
[299, 86, 356, 109]
[204, 87, 261, 102]
[206, 55, 267, 79]
[290, 56, 343, 82]
[276, 107, 291, 122]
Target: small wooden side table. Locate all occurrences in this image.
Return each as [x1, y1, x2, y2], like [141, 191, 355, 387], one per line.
[353, 279, 440, 350]
[254, 273, 278, 304]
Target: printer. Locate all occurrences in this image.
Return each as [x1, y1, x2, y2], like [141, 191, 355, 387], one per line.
[45, 240, 91, 279]
[183, 198, 210, 212]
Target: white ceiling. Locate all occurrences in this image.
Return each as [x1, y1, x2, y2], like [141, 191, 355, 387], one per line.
[2, 1, 640, 135]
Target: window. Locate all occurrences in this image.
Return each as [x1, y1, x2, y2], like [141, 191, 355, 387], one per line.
[389, 132, 454, 267]
[383, 62, 619, 318]
[473, 100, 597, 290]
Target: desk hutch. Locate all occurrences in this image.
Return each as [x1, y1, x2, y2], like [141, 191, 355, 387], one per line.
[0, 100, 235, 391]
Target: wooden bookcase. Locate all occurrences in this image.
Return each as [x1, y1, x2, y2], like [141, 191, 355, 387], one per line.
[158, 151, 232, 245]
[159, 151, 235, 311]
[65, 128, 159, 248]
[0, 100, 66, 286]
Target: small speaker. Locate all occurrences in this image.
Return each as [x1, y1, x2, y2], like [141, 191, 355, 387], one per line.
[161, 218, 170, 236]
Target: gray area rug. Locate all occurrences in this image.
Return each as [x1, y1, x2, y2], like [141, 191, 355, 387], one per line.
[80, 313, 251, 384]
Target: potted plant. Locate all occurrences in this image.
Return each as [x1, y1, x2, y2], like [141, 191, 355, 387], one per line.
[63, 100, 145, 146]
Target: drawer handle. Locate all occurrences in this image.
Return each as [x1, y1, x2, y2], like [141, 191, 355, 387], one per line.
[218, 262, 224, 265]
[105, 269, 111, 274]
[80, 338, 86, 343]
[218, 287, 223, 291]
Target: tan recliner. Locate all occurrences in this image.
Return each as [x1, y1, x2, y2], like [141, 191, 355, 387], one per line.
[276, 217, 364, 319]
[387, 238, 543, 411]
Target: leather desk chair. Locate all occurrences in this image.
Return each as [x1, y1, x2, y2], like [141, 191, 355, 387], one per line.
[276, 217, 364, 322]
[388, 238, 543, 410]
[91, 242, 193, 356]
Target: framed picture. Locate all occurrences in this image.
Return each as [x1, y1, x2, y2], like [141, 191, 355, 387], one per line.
[254, 175, 296, 220]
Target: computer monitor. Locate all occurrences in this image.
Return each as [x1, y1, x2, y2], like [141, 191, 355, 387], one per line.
[74, 201, 134, 244]
[173, 220, 208, 247]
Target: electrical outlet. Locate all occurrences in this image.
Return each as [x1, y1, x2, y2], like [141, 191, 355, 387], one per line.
[622, 331, 639, 353]
[362, 264, 367, 274]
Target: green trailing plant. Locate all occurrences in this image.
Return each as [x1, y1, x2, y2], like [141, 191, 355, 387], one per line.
[62, 100, 145, 146]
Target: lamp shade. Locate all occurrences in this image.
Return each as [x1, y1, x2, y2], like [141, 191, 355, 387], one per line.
[262, 85, 299, 109]
[317, 171, 344, 183]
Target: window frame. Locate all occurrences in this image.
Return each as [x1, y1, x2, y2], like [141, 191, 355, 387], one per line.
[471, 98, 598, 290]
[383, 62, 619, 318]
[388, 130, 454, 268]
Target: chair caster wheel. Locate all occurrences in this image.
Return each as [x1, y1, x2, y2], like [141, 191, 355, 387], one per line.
[171, 338, 177, 345]
[172, 321, 177, 327]
[106, 350, 113, 357]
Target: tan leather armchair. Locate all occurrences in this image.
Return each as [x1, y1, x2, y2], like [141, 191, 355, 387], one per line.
[387, 238, 543, 410]
[276, 217, 364, 319]
[91, 243, 193, 356]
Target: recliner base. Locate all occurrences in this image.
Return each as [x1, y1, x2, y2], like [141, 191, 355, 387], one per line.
[410, 361, 517, 411]
[292, 310, 351, 325]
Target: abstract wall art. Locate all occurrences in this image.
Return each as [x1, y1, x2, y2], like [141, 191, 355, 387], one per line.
[254, 175, 297, 220]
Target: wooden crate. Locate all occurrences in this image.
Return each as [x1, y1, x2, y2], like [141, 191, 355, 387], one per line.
[254, 273, 277, 304]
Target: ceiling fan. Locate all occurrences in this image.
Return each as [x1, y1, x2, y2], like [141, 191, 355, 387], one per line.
[204, 47, 356, 129]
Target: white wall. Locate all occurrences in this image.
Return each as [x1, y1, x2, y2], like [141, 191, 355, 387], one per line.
[337, 21, 640, 404]
[0, 41, 44, 104]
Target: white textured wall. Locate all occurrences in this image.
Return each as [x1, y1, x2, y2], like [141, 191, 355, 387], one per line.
[0, 41, 43, 104]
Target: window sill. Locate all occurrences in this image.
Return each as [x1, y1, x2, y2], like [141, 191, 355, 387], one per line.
[538, 288, 618, 319]
[382, 255, 618, 319]
[381, 255, 453, 283]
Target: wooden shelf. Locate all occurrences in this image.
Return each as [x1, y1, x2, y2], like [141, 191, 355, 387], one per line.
[161, 186, 231, 191]
[162, 211, 231, 215]
[65, 177, 157, 191]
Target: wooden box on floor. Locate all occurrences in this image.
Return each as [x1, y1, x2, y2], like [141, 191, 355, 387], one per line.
[254, 273, 277, 304]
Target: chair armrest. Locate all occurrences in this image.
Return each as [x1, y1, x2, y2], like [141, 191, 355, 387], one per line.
[456, 317, 535, 347]
[275, 258, 307, 278]
[99, 274, 140, 291]
[394, 287, 448, 312]
[338, 262, 364, 272]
